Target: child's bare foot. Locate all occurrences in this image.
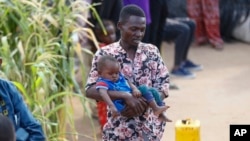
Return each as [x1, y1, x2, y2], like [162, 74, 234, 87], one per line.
[159, 111, 172, 122]
[153, 105, 169, 117]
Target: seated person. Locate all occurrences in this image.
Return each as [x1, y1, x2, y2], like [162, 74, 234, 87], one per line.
[0, 58, 45, 141]
[162, 17, 203, 79]
[96, 55, 172, 121]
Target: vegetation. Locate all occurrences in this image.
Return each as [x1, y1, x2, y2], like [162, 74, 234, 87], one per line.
[0, 0, 100, 140]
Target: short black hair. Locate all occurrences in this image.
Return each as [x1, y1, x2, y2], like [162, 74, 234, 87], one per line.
[97, 55, 118, 71]
[0, 115, 15, 141]
[94, 19, 115, 35]
[119, 4, 145, 23]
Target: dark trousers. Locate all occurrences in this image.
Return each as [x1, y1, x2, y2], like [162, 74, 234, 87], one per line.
[162, 18, 196, 66]
[147, 0, 168, 50]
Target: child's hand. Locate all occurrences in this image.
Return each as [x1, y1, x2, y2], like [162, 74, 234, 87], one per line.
[132, 88, 141, 98]
[110, 106, 120, 118]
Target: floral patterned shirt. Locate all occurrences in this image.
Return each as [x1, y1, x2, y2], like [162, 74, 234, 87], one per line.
[86, 41, 170, 141]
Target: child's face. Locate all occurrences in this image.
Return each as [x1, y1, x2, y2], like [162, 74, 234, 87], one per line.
[99, 61, 120, 82]
[99, 24, 116, 44]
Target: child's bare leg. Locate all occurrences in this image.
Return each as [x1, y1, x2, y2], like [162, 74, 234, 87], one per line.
[148, 100, 168, 117]
[159, 111, 172, 122]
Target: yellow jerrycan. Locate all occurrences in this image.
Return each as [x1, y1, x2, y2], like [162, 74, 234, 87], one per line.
[175, 118, 200, 141]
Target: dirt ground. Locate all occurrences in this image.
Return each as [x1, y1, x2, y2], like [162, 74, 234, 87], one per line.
[72, 41, 250, 141]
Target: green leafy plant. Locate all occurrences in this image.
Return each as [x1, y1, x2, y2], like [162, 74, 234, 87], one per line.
[0, 0, 101, 140]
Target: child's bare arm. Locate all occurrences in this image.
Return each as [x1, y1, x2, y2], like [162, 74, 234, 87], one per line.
[98, 88, 120, 117]
[127, 81, 141, 98]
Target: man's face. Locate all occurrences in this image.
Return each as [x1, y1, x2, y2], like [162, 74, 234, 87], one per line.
[119, 15, 146, 46]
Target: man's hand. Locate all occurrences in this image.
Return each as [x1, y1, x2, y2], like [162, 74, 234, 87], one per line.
[121, 95, 148, 118]
[110, 106, 120, 118]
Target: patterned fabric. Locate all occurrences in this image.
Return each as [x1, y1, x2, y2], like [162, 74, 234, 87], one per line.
[86, 41, 170, 141]
[97, 101, 107, 129]
[187, 0, 224, 46]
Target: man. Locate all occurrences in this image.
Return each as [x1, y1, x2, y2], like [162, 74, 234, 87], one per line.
[0, 59, 45, 140]
[85, 5, 170, 140]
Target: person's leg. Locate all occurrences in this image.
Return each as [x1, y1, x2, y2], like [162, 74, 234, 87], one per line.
[163, 20, 187, 69]
[177, 18, 204, 71]
[137, 85, 168, 117]
[187, 0, 208, 45]
[201, 0, 224, 50]
[162, 19, 195, 78]
[177, 18, 196, 61]
[147, 87, 172, 122]
[147, 87, 164, 106]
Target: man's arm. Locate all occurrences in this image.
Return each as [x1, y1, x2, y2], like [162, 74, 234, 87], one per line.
[152, 47, 170, 100]
[86, 85, 147, 117]
[86, 84, 132, 101]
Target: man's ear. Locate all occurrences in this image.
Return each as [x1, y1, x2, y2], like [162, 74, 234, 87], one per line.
[117, 22, 122, 30]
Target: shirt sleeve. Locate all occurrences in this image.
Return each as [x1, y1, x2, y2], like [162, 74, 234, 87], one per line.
[96, 81, 109, 90]
[7, 81, 45, 141]
[152, 48, 170, 98]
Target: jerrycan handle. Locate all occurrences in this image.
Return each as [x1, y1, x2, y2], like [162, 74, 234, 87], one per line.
[181, 118, 191, 124]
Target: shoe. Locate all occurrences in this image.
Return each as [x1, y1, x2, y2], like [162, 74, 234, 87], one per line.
[212, 43, 224, 51]
[171, 67, 195, 79]
[183, 60, 203, 71]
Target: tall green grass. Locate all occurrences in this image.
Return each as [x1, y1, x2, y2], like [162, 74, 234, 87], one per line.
[0, 0, 100, 140]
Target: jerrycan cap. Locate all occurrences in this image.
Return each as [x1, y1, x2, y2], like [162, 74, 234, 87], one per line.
[181, 118, 192, 124]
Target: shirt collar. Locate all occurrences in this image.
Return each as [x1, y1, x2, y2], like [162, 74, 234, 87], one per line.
[117, 40, 143, 54]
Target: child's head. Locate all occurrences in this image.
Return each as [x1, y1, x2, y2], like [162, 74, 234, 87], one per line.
[0, 115, 15, 141]
[97, 55, 120, 82]
[94, 19, 116, 44]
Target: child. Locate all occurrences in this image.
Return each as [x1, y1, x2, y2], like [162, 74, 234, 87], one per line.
[0, 114, 15, 141]
[93, 19, 117, 130]
[92, 19, 117, 52]
[96, 55, 172, 121]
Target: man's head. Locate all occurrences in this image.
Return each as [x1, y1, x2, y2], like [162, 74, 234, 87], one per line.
[94, 19, 116, 45]
[0, 114, 15, 141]
[118, 4, 146, 47]
[119, 4, 145, 23]
[97, 55, 120, 82]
